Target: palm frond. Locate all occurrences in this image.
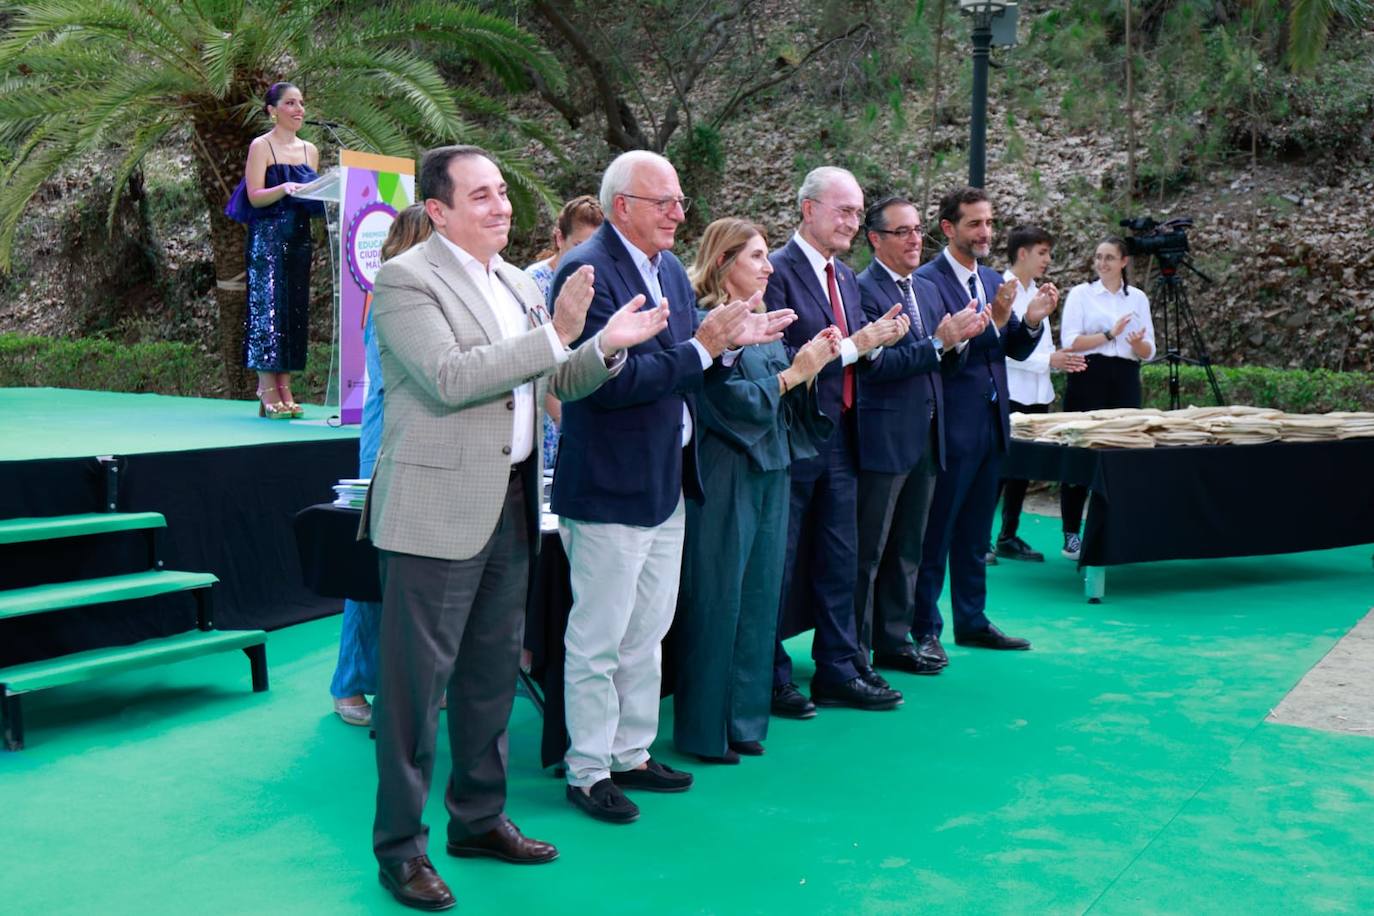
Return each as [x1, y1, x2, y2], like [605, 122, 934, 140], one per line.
[104, 114, 181, 231]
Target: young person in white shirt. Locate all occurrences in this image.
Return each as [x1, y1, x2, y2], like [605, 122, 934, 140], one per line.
[1057, 236, 1157, 559]
[993, 225, 1086, 563]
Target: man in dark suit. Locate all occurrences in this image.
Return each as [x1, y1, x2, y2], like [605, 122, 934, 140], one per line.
[363, 145, 670, 911]
[551, 150, 794, 823]
[911, 186, 1060, 665]
[853, 195, 984, 677]
[765, 166, 909, 716]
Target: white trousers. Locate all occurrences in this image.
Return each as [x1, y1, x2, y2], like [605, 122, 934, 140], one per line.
[560, 498, 685, 787]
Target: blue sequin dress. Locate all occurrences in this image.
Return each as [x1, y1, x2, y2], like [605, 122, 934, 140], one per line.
[240, 159, 322, 371]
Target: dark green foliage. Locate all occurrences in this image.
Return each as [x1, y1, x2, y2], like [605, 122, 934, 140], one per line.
[1047, 363, 1374, 413]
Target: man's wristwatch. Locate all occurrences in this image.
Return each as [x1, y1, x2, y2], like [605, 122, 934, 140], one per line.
[1103, 328, 1115, 341]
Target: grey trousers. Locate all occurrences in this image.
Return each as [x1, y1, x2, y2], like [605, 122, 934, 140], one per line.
[372, 470, 529, 866]
[854, 446, 939, 657]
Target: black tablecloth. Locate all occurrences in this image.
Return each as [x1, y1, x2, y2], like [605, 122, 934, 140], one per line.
[1004, 439, 1374, 567]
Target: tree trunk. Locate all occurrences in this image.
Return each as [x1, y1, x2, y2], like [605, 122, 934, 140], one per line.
[922, 0, 948, 216]
[191, 106, 257, 398]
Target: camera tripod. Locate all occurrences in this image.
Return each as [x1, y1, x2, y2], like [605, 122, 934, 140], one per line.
[1147, 254, 1224, 410]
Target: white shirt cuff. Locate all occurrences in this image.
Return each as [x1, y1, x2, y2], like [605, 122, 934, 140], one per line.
[592, 332, 627, 373]
[542, 323, 570, 364]
[721, 347, 741, 367]
[689, 338, 713, 370]
[840, 338, 859, 367]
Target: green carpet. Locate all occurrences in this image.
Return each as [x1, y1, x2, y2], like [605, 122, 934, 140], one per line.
[4, 516, 1373, 914]
[0, 388, 356, 461]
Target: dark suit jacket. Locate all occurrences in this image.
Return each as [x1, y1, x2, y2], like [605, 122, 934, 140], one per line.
[549, 222, 725, 527]
[855, 262, 958, 474]
[914, 253, 1041, 454]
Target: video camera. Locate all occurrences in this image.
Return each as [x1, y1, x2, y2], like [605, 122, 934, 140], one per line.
[1119, 216, 1192, 262]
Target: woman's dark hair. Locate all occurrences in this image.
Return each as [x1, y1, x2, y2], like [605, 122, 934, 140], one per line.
[1099, 235, 1132, 292]
[263, 81, 300, 114]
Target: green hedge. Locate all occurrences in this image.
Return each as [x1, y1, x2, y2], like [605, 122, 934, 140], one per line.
[0, 333, 218, 396]
[1049, 364, 1374, 414]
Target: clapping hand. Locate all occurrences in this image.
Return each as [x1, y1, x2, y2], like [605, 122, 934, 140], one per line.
[695, 299, 751, 357]
[935, 304, 985, 347]
[1110, 312, 1133, 339]
[790, 327, 842, 380]
[600, 294, 670, 355]
[1049, 349, 1087, 373]
[990, 281, 1018, 329]
[552, 265, 597, 347]
[1125, 326, 1150, 357]
[851, 304, 907, 355]
[729, 293, 797, 346]
[1025, 283, 1060, 326]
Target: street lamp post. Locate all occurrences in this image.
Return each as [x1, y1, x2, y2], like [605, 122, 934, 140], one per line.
[960, 1, 1009, 188]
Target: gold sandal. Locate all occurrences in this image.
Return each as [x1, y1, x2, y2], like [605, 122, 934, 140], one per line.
[257, 386, 293, 420]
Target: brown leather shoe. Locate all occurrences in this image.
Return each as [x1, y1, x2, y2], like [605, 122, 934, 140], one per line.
[378, 855, 455, 911]
[446, 816, 559, 864]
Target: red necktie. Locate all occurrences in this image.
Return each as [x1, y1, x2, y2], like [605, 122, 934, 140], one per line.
[825, 261, 854, 411]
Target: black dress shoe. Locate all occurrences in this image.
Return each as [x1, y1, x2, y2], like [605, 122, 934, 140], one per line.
[915, 634, 948, 666]
[810, 676, 902, 710]
[611, 758, 694, 792]
[954, 623, 1031, 650]
[695, 748, 741, 764]
[771, 682, 818, 719]
[566, 779, 639, 823]
[996, 535, 1045, 562]
[729, 740, 764, 756]
[873, 646, 943, 676]
[855, 661, 898, 694]
[446, 816, 558, 864]
[378, 855, 455, 911]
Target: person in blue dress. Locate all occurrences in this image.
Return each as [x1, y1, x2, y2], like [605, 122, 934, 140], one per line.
[329, 205, 432, 726]
[231, 81, 324, 418]
[674, 218, 841, 763]
[525, 194, 603, 470]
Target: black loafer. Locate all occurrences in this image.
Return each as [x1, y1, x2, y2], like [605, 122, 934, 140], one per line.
[996, 535, 1045, 562]
[873, 647, 944, 676]
[915, 635, 949, 666]
[566, 778, 639, 823]
[729, 740, 764, 756]
[855, 661, 897, 694]
[611, 758, 694, 793]
[811, 675, 902, 710]
[771, 682, 818, 719]
[954, 623, 1031, 651]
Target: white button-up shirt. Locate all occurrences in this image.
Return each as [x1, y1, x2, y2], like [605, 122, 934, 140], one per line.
[437, 233, 566, 464]
[1059, 279, 1157, 361]
[792, 231, 868, 366]
[1003, 271, 1055, 405]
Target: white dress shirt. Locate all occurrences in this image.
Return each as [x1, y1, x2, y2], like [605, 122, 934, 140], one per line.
[1059, 279, 1157, 361]
[791, 232, 876, 366]
[610, 223, 712, 447]
[1003, 271, 1055, 405]
[437, 232, 566, 464]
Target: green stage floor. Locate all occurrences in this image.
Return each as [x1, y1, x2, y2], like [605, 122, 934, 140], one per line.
[4, 519, 1373, 914]
[0, 388, 357, 461]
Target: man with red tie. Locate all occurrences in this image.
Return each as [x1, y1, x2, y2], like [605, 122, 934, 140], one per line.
[764, 167, 908, 715]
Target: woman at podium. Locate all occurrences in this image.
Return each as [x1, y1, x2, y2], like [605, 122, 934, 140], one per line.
[226, 81, 324, 418]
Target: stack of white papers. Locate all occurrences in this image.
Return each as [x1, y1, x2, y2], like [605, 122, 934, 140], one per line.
[332, 478, 369, 509]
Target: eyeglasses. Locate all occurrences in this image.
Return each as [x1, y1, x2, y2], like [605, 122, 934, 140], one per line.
[620, 193, 693, 214]
[806, 198, 864, 222]
[870, 226, 923, 239]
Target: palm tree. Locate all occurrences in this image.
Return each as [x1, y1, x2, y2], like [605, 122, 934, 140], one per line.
[1287, 0, 1372, 71]
[0, 0, 563, 393]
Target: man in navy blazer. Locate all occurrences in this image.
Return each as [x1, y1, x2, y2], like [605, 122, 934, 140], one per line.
[551, 151, 793, 823]
[911, 186, 1060, 663]
[853, 195, 984, 677]
[765, 166, 909, 716]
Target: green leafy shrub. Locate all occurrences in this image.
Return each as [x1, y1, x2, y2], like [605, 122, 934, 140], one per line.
[1050, 364, 1374, 413]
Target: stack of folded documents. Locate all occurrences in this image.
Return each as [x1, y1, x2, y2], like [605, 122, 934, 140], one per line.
[1328, 412, 1374, 439]
[332, 478, 369, 509]
[1275, 414, 1342, 442]
[1200, 415, 1281, 445]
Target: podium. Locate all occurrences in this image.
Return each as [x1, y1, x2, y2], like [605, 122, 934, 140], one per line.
[295, 151, 416, 424]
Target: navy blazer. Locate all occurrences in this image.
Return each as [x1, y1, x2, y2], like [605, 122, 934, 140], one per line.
[549, 223, 724, 526]
[855, 262, 958, 474]
[763, 238, 869, 480]
[914, 253, 1041, 454]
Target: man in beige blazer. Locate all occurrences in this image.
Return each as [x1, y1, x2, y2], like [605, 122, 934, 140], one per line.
[360, 144, 669, 912]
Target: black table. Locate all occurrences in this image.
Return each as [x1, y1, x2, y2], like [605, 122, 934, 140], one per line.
[1004, 438, 1374, 600]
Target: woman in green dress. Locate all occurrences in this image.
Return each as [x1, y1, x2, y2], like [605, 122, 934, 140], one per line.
[674, 218, 841, 763]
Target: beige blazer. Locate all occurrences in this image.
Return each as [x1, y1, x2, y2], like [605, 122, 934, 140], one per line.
[359, 233, 612, 561]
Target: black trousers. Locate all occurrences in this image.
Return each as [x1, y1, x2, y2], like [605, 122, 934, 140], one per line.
[997, 400, 1049, 540]
[373, 467, 530, 866]
[1061, 355, 1141, 533]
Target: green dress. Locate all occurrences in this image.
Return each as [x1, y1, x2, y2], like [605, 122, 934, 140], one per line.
[674, 326, 833, 756]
